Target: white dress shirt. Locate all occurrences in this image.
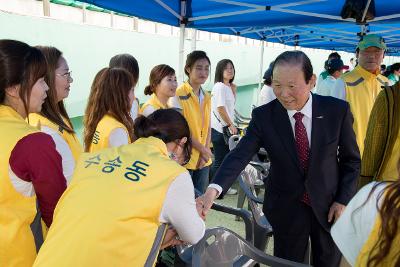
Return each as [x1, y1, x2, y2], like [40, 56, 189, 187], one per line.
[209, 93, 313, 195]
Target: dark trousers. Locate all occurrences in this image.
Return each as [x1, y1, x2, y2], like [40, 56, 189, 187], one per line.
[266, 202, 341, 267]
[210, 128, 230, 180]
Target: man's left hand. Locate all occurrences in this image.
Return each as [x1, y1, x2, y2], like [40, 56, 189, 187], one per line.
[328, 202, 346, 223]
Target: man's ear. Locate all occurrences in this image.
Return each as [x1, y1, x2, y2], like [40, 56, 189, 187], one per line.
[5, 85, 20, 98]
[309, 74, 317, 88]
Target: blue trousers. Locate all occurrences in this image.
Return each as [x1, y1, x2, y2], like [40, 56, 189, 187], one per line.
[189, 166, 210, 194]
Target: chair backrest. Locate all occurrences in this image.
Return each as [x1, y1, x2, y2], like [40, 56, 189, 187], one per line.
[228, 134, 241, 150]
[239, 166, 272, 231]
[192, 227, 310, 267]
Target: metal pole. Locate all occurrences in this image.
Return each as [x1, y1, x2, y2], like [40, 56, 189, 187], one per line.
[258, 40, 265, 90]
[178, 24, 186, 83]
[133, 17, 138, 31]
[361, 0, 372, 22]
[191, 29, 197, 51]
[82, 3, 87, 23]
[110, 11, 114, 27]
[43, 0, 50, 16]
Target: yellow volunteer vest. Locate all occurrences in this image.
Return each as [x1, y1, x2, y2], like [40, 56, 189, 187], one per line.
[33, 137, 186, 267]
[88, 114, 131, 152]
[356, 212, 400, 266]
[176, 82, 212, 169]
[342, 66, 388, 156]
[140, 93, 168, 114]
[0, 105, 41, 267]
[29, 113, 82, 162]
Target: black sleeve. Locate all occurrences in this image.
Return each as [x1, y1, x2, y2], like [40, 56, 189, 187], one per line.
[211, 109, 263, 196]
[335, 103, 361, 205]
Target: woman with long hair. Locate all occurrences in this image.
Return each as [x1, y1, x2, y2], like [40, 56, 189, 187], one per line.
[83, 67, 135, 152]
[29, 46, 82, 183]
[34, 109, 205, 267]
[169, 50, 212, 194]
[0, 39, 66, 266]
[140, 64, 177, 117]
[109, 53, 140, 120]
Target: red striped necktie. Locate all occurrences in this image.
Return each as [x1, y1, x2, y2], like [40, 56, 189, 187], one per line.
[293, 112, 311, 205]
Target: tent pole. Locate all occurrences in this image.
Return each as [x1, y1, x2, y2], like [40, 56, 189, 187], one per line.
[178, 24, 186, 83]
[43, 0, 50, 16]
[191, 29, 197, 51]
[258, 40, 265, 90]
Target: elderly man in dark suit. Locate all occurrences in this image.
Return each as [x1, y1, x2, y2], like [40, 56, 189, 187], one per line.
[197, 51, 361, 267]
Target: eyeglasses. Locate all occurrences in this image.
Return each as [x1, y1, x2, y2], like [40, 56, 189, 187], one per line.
[56, 71, 72, 79]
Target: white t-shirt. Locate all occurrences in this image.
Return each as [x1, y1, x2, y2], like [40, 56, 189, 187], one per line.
[41, 126, 75, 184]
[159, 171, 205, 244]
[258, 84, 276, 106]
[331, 182, 386, 266]
[130, 98, 139, 121]
[332, 78, 347, 101]
[211, 82, 236, 133]
[108, 128, 129, 147]
[141, 105, 157, 117]
[314, 75, 344, 99]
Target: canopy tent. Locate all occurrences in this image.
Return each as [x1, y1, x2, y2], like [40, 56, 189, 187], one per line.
[76, 0, 400, 84]
[78, 0, 400, 54]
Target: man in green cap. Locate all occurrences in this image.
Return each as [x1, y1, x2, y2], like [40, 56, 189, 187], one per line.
[334, 34, 389, 156]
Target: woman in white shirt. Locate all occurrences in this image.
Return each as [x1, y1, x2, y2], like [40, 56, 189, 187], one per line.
[258, 61, 276, 106]
[331, 159, 400, 266]
[210, 59, 238, 186]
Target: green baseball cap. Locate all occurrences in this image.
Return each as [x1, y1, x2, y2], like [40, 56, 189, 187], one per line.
[357, 34, 387, 50]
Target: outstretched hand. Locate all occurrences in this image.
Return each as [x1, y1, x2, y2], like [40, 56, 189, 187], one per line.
[328, 202, 346, 223]
[195, 188, 219, 218]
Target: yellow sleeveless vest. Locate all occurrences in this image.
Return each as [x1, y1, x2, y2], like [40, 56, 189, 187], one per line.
[356, 213, 400, 266]
[176, 82, 212, 169]
[33, 137, 186, 267]
[140, 93, 168, 114]
[0, 105, 41, 267]
[342, 66, 388, 156]
[88, 114, 131, 152]
[29, 113, 82, 162]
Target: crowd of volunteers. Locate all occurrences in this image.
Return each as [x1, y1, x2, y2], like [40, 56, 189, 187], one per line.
[0, 33, 399, 267]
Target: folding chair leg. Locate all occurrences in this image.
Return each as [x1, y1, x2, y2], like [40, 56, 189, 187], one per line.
[235, 189, 246, 221]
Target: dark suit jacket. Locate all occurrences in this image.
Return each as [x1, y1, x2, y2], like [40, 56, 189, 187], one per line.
[212, 94, 361, 231]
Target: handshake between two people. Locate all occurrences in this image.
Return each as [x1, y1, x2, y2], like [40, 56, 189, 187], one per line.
[195, 187, 220, 219]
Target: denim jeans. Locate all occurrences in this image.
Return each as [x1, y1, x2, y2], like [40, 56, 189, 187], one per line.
[188, 166, 210, 194]
[210, 128, 230, 180]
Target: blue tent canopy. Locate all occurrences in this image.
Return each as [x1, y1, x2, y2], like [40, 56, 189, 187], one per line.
[80, 0, 400, 55]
